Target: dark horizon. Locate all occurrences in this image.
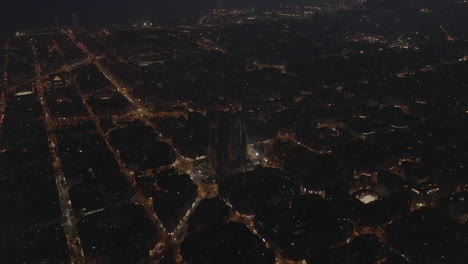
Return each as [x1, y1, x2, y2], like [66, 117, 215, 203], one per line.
[0, 0, 284, 37]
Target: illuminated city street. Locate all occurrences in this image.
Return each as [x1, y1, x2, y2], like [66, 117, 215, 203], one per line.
[2, 1, 468, 264]
[32, 44, 86, 264]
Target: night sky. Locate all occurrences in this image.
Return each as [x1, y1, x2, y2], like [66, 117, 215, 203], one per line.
[1, 0, 280, 36]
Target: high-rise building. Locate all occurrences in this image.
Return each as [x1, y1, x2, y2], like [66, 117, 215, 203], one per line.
[54, 16, 60, 31]
[208, 111, 247, 178]
[72, 13, 79, 29]
[214, 0, 225, 14]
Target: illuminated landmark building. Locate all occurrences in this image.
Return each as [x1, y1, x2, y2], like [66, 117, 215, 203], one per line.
[208, 111, 247, 178]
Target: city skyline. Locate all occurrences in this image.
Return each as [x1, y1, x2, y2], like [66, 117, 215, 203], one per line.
[0, 0, 291, 36]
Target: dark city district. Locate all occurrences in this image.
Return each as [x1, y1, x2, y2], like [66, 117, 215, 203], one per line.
[1, 0, 468, 264]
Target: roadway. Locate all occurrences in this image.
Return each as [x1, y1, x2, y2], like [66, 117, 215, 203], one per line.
[32, 44, 86, 264]
[440, 25, 456, 41]
[64, 30, 178, 261]
[70, 73, 169, 261]
[222, 198, 302, 264]
[7, 56, 103, 94]
[65, 28, 216, 262]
